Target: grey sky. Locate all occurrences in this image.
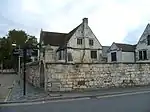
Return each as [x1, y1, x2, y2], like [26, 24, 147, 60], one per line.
[0, 0, 150, 46]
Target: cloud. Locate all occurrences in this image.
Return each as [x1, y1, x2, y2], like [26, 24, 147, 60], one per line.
[123, 24, 147, 44]
[0, 0, 150, 45]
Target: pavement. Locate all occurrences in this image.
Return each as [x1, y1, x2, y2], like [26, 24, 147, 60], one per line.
[0, 74, 17, 102]
[1, 89, 150, 112]
[3, 77, 150, 103]
[7, 77, 47, 102]
[3, 73, 150, 104]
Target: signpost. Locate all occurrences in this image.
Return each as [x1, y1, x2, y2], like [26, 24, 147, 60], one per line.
[13, 47, 34, 95]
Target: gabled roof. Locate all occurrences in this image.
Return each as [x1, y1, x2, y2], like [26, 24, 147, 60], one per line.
[40, 31, 67, 46]
[114, 43, 136, 52]
[102, 46, 110, 57]
[137, 23, 150, 45]
[40, 24, 81, 48]
[57, 24, 81, 51]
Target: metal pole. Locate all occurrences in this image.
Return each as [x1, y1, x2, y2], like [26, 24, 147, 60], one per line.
[18, 45, 21, 76]
[23, 48, 26, 95]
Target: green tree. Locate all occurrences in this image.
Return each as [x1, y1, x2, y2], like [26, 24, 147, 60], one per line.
[7, 29, 28, 46]
[0, 29, 38, 69]
[26, 35, 37, 45]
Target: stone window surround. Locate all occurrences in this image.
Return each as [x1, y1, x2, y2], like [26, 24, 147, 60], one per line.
[147, 35, 150, 45]
[111, 52, 117, 62]
[58, 50, 65, 60]
[89, 39, 94, 46]
[91, 50, 97, 59]
[139, 49, 147, 60]
[77, 38, 83, 45]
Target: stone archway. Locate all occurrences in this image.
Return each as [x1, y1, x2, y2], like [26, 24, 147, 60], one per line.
[40, 61, 45, 88]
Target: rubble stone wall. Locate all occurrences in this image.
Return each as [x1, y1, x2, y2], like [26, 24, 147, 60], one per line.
[45, 63, 150, 91]
[22, 62, 41, 88]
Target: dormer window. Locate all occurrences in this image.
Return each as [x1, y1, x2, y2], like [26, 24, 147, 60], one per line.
[147, 35, 150, 45]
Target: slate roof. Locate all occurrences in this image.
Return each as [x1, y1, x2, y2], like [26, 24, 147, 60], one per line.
[40, 31, 67, 46]
[115, 43, 136, 52]
[40, 24, 81, 48]
[102, 46, 110, 57]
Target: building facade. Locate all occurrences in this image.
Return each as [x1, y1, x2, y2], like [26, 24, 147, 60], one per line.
[135, 24, 150, 62]
[107, 43, 135, 63]
[40, 18, 103, 63]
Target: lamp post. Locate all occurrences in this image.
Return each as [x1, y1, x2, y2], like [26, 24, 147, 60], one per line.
[23, 47, 27, 95]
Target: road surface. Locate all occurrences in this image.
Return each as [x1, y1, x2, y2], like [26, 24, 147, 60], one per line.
[1, 90, 150, 112]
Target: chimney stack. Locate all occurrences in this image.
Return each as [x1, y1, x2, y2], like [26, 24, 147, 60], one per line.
[83, 18, 88, 25]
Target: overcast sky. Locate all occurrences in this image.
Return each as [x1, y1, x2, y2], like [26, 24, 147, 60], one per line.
[0, 0, 150, 46]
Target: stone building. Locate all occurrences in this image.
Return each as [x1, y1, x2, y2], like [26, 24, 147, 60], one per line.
[102, 46, 110, 62]
[136, 24, 150, 62]
[39, 18, 103, 63]
[107, 42, 136, 63]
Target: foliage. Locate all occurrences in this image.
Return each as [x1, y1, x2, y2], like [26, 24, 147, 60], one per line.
[0, 29, 38, 69]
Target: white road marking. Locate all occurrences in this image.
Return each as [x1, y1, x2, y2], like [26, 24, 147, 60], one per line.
[4, 80, 16, 102]
[0, 97, 90, 107]
[1, 89, 150, 107]
[97, 90, 150, 99]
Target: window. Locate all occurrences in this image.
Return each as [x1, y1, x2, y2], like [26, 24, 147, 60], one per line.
[139, 50, 147, 60]
[77, 38, 82, 45]
[68, 53, 73, 61]
[139, 51, 142, 60]
[111, 52, 117, 62]
[89, 39, 94, 46]
[58, 51, 62, 60]
[143, 50, 147, 60]
[147, 35, 150, 45]
[58, 50, 65, 60]
[91, 51, 97, 59]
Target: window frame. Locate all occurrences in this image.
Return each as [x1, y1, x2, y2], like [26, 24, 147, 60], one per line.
[147, 35, 150, 45]
[67, 52, 73, 61]
[89, 39, 94, 46]
[77, 38, 82, 45]
[139, 50, 147, 60]
[58, 50, 65, 60]
[111, 52, 117, 62]
[91, 51, 97, 59]
[58, 51, 62, 60]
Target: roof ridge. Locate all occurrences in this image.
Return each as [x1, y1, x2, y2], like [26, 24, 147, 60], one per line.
[102, 46, 110, 47]
[42, 31, 68, 34]
[114, 42, 134, 46]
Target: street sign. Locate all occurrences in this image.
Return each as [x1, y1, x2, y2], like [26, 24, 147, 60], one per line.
[13, 48, 38, 57]
[13, 49, 20, 55]
[13, 49, 23, 57]
[27, 49, 33, 56]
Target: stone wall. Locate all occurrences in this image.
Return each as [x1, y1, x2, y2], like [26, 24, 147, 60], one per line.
[21, 62, 41, 88]
[45, 63, 150, 92]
